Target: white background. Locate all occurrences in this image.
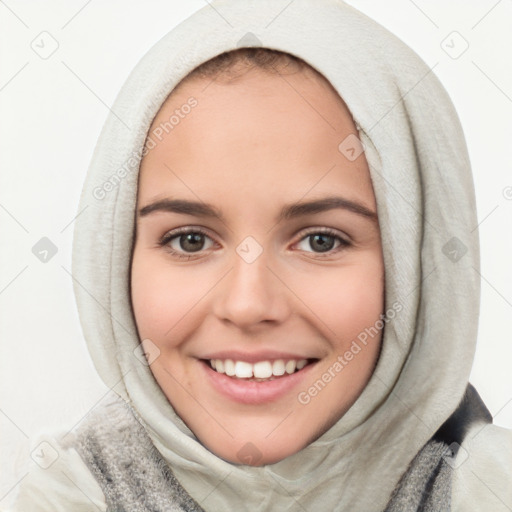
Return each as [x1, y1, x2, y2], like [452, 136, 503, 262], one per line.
[1, 0, 511, 507]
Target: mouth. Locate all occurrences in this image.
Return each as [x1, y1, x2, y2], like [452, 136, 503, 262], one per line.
[201, 357, 319, 381]
[199, 357, 320, 404]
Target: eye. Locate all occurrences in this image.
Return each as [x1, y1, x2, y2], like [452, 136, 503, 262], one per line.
[159, 227, 215, 259]
[159, 226, 351, 260]
[294, 228, 351, 256]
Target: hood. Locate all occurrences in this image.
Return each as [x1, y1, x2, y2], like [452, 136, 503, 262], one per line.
[71, 1, 480, 510]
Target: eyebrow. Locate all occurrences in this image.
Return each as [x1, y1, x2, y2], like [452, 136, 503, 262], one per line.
[138, 196, 378, 224]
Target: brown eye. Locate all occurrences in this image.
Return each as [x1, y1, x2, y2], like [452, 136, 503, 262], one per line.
[307, 233, 337, 253]
[159, 228, 215, 258]
[295, 228, 351, 256]
[175, 232, 207, 253]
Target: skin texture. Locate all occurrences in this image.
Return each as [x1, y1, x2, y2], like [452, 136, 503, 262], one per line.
[130, 64, 385, 466]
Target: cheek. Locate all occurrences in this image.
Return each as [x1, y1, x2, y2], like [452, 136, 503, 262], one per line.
[130, 248, 194, 342]
[294, 256, 384, 341]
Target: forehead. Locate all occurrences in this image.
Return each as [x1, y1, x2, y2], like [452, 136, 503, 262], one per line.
[152, 65, 354, 137]
[139, 67, 375, 206]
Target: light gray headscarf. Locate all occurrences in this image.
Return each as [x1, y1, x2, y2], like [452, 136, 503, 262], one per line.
[72, 0, 480, 510]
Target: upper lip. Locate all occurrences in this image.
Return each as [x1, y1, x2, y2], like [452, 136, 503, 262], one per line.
[199, 350, 320, 364]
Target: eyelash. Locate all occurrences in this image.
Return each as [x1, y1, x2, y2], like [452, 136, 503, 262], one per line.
[158, 226, 351, 260]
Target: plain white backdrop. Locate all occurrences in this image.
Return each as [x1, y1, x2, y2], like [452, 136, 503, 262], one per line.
[1, 0, 511, 507]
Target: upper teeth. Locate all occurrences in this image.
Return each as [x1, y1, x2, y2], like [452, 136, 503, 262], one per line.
[210, 359, 308, 378]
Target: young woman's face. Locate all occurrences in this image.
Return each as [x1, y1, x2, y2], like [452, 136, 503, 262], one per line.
[131, 66, 384, 465]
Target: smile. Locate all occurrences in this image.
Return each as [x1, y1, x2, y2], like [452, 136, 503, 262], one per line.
[208, 358, 310, 381]
[200, 358, 320, 404]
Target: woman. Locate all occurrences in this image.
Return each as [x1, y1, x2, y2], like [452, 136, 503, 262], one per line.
[9, 0, 511, 510]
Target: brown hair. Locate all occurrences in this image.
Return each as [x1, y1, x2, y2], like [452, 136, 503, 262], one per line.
[178, 47, 311, 86]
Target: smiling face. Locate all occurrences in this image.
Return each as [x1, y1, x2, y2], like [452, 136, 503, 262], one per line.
[130, 64, 385, 466]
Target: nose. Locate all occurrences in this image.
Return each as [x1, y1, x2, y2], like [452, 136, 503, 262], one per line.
[212, 248, 291, 330]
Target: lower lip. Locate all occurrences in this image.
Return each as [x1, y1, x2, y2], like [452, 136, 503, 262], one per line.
[200, 359, 318, 405]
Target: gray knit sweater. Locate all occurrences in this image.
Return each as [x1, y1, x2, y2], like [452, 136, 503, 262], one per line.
[73, 384, 491, 512]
